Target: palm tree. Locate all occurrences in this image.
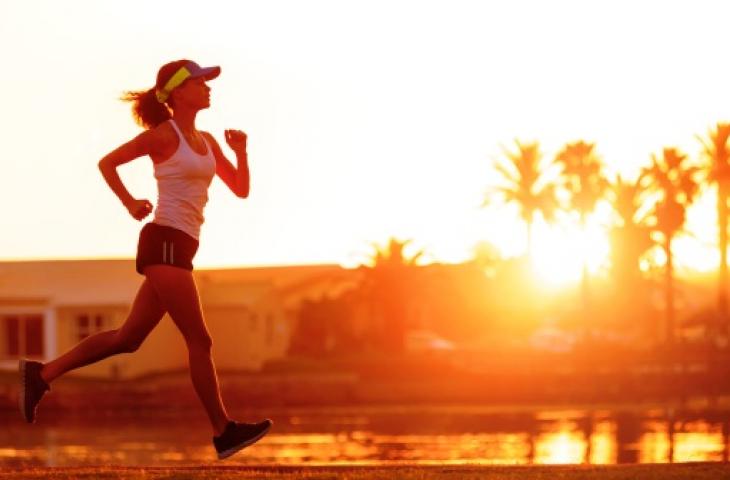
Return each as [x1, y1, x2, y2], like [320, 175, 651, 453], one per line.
[555, 141, 609, 335]
[485, 140, 560, 257]
[358, 238, 424, 353]
[608, 173, 655, 336]
[698, 123, 730, 335]
[643, 148, 701, 344]
[609, 173, 653, 280]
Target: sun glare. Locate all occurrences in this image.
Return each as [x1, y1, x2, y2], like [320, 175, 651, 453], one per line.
[530, 218, 611, 288]
[534, 428, 586, 464]
[482, 184, 724, 287]
[675, 189, 720, 273]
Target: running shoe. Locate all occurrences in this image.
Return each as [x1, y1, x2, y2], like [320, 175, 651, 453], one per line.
[213, 419, 273, 459]
[19, 359, 50, 423]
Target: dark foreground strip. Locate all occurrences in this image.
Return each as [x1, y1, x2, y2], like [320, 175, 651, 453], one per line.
[1, 463, 730, 480]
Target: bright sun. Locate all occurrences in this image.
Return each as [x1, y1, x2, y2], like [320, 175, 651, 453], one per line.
[488, 189, 722, 288]
[529, 216, 610, 288]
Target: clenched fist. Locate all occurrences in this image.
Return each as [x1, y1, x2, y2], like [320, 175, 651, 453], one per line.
[125, 198, 153, 221]
[225, 129, 247, 154]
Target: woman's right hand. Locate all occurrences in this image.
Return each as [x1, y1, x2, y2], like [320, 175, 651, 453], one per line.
[124, 199, 154, 221]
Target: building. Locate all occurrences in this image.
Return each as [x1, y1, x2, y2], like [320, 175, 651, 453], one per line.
[0, 259, 356, 379]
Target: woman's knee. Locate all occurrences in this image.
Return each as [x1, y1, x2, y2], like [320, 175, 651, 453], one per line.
[186, 332, 213, 352]
[112, 329, 145, 353]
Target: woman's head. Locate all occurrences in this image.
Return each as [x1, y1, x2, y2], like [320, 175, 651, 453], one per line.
[122, 59, 221, 129]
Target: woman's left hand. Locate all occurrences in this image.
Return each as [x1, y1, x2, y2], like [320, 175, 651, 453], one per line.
[225, 129, 247, 154]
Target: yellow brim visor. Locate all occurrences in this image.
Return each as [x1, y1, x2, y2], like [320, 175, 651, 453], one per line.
[155, 62, 220, 103]
[156, 67, 191, 103]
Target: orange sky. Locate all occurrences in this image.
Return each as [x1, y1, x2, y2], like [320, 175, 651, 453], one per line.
[1, 0, 729, 284]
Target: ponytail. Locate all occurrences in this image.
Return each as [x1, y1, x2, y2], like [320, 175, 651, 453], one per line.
[120, 87, 171, 130]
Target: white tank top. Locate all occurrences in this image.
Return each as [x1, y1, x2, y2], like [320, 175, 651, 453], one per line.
[152, 119, 216, 240]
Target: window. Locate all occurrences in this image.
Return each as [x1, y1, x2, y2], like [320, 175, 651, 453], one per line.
[76, 313, 106, 342]
[2, 314, 44, 358]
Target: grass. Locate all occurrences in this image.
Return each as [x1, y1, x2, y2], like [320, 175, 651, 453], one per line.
[2, 464, 730, 480]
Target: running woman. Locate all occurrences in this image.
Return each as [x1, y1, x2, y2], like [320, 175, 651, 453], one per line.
[19, 59, 272, 460]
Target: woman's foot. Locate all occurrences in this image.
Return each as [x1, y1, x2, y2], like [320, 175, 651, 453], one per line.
[19, 359, 51, 423]
[213, 419, 273, 459]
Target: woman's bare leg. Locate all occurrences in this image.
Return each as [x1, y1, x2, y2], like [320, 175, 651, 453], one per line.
[40, 278, 166, 384]
[143, 264, 231, 436]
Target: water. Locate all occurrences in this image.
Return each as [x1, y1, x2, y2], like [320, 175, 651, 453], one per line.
[1, 405, 728, 466]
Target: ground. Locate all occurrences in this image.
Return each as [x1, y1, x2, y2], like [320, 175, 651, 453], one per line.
[2, 464, 730, 480]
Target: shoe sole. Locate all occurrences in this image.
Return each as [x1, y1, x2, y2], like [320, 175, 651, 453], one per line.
[216, 421, 272, 460]
[18, 359, 31, 423]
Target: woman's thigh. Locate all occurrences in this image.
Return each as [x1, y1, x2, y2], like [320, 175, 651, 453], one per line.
[143, 264, 211, 344]
[116, 278, 167, 346]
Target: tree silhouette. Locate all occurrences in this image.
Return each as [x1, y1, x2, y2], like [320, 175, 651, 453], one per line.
[609, 173, 653, 280]
[555, 140, 609, 336]
[608, 173, 655, 336]
[698, 123, 730, 336]
[485, 140, 559, 257]
[643, 148, 700, 344]
[357, 238, 424, 353]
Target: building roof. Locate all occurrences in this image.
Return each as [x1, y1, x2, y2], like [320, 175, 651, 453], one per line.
[0, 259, 359, 308]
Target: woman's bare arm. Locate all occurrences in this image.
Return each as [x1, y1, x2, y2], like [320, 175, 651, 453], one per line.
[202, 131, 250, 198]
[98, 129, 158, 220]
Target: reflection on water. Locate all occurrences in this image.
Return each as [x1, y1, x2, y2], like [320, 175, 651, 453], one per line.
[1, 406, 729, 466]
[535, 425, 585, 464]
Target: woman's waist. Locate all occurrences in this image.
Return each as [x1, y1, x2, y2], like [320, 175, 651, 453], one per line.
[152, 199, 206, 234]
[141, 221, 201, 243]
[147, 216, 202, 241]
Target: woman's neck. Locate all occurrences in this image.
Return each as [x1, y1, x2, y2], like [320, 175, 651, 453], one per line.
[172, 109, 198, 133]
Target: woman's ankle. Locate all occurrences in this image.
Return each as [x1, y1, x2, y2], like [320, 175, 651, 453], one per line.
[213, 418, 233, 437]
[39, 363, 53, 385]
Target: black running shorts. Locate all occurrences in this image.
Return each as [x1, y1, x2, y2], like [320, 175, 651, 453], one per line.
[136, 222, 200, 275]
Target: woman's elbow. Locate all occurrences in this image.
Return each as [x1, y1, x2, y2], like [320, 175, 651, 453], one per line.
[98, 156, 113, 171]
[235, 182, 250, 198]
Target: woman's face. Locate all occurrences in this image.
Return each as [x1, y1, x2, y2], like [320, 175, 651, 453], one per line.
[170, 77, 211, 111]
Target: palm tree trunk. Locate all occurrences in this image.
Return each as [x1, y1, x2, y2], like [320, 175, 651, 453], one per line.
[580, 212, 590, 340]
[665, 235, 675, 345]
[718, 182, 729, 335]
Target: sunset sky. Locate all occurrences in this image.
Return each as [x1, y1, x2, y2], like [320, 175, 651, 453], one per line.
[2, 0, 730, 283]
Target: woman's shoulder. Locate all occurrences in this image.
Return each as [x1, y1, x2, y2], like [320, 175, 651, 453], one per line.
[147, 120, 179, 162]
[149, 120, 178, 144]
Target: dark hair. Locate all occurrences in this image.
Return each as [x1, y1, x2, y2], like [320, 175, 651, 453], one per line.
[120, 88, 171, 129]
[120, 59, 191, 130]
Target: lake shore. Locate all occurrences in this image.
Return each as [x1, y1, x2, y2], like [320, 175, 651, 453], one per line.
[3, 364, 730, 413]
[1, 463, 729, 480]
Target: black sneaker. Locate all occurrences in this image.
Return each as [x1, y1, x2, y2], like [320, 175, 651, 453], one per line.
[213, 419, 273, 459]
[19, 359, 50, 423]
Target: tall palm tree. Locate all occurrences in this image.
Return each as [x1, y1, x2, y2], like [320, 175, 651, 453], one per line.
[485, 140, 560, 257]
[698, 123, 730, 334]
[608, 173, 655, 335]
[609, 173, 653, 281]
[643, 148, 701, 344]
[555, 141, 609, 335]
[358, 238, 424, 353]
